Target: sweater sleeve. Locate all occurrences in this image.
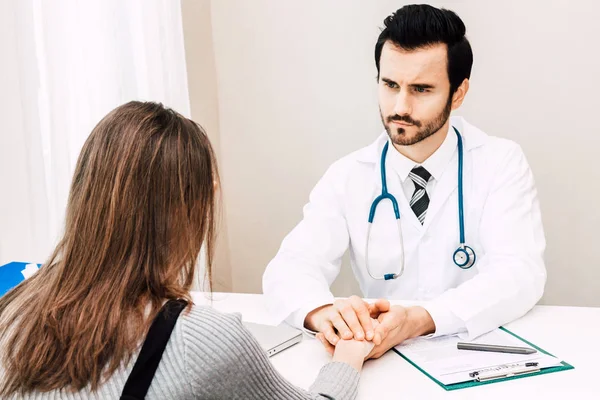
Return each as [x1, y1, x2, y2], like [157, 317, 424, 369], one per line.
[181, 306, 360, 400]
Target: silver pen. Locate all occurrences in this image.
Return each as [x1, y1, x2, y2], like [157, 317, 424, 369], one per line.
[457, 342, 537, 355]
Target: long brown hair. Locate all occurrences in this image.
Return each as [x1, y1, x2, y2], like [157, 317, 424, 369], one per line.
[0, 101, 219, 396]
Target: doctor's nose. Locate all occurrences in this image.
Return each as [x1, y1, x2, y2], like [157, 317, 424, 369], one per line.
[393, 91, 412, 116]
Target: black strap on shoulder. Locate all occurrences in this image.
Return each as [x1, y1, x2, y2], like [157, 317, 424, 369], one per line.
[120, 299, 188, 400]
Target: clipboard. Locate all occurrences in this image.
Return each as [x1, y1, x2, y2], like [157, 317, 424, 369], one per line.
[392, 327, 574, 391]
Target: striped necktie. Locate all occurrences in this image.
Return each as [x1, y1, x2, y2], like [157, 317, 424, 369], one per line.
[409, 166, 432, 224]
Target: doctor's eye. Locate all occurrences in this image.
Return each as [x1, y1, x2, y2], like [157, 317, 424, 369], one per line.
[384, 80, 399, 89]
[414, 86, 429, 93]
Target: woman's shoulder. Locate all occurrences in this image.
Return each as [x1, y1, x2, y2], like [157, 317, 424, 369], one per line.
[177, 304, 260, 359]
[180, 304, 246, 337]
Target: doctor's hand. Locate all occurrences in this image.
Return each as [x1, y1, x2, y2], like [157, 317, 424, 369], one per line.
[304, 296, 390, 346]
[366, 305, 436, 359]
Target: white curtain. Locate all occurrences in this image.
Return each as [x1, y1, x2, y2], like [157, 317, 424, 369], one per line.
[0, 0, 191, 265]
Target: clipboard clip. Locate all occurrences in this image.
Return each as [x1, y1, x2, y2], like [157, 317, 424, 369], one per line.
[469, 362, 540, 382]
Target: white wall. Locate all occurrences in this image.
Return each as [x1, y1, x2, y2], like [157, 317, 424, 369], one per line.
[209, 0, 385, 297]
[203, 0, 600, 306]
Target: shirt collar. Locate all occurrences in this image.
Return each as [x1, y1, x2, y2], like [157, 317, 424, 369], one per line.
[387, 124, 458, 183]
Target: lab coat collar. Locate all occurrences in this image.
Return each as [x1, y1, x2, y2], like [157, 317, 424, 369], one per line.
[387, 125, 457, 183]
[355, 116, 488, 164]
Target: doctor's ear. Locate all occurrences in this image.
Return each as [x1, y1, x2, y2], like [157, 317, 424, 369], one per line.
[450, 78, 470, 111]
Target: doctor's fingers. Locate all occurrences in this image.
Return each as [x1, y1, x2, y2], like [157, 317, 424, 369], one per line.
[373, 307, 406, 345]
[329, 312, 354, 342]
[321, 322, 342, 346]
[372, 314, 394, 345]
[334, 298, 367, 340]
[348, 296, 374, 340]
[368, 298, 391, 318]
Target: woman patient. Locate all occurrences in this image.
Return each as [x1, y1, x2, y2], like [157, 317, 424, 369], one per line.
[0, 101, 373, 399]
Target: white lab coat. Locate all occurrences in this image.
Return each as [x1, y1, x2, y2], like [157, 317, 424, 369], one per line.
[263, 116, 546, 339]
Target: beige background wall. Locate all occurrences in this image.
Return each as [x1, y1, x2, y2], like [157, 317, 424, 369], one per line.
[181, 0, 232, 292]
[182, 0, 600, 306]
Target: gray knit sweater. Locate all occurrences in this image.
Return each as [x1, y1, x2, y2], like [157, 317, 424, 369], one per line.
[2, 306, 360, 399]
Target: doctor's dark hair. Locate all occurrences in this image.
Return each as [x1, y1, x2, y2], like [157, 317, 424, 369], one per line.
[374, 4, 473, 94]
[0, 101, 220, 396]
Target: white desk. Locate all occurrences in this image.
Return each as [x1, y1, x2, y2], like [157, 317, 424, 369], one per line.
[191, 292, 599, 399]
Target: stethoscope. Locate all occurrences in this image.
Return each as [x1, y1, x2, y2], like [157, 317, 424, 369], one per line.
[365, 127, 476, 281]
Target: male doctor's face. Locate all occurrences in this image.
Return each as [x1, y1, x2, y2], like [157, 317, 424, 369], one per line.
[378, 41, 453, 146]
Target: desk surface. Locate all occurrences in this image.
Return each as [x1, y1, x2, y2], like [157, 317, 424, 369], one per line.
[192, 292, 599, 399]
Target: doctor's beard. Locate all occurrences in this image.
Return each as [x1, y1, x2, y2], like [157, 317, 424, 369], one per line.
[381, 95, 453, 147]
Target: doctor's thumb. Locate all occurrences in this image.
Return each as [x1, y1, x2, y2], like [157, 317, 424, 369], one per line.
[369, 298, 391, 317]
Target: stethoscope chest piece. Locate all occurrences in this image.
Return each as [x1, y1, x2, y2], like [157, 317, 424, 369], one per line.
[453, 245, 476, 269]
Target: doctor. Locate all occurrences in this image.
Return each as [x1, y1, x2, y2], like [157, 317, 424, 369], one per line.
[263, 4, 546, 358]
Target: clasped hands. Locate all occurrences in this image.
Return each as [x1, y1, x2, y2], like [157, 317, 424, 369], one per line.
[305, 295, 435, 360]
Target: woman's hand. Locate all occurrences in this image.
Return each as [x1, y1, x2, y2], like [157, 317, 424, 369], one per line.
[316, 318, 379, 371]
[316, 334, 375, 359]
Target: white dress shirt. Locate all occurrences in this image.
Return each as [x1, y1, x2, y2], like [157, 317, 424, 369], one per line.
[388, 126, 458, 205]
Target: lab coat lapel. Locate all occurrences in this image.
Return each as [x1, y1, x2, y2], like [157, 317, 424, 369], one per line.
[424, 118, 486, 230]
